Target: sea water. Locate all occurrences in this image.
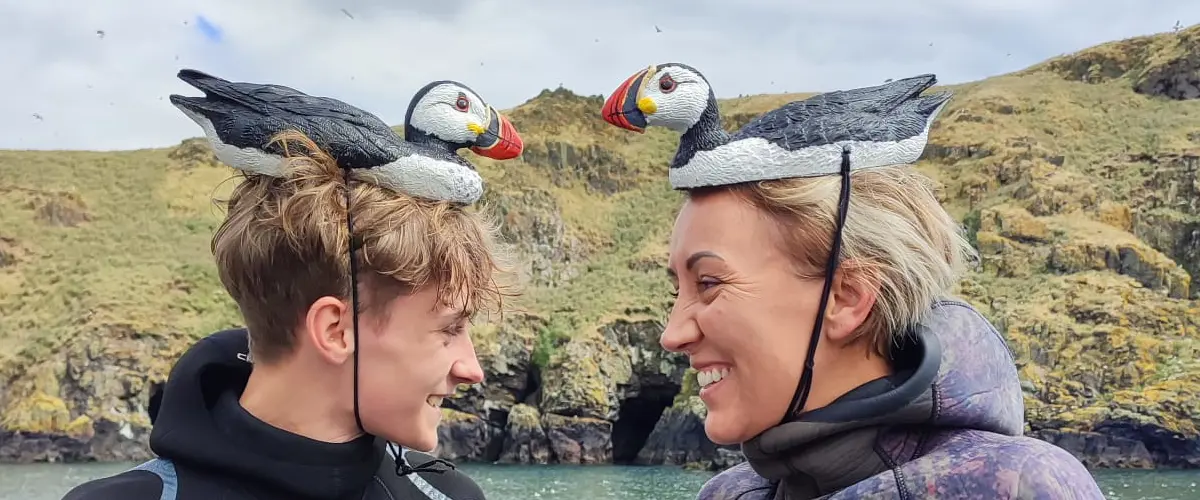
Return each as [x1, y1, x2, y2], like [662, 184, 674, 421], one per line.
[0, 462, 1196, 499]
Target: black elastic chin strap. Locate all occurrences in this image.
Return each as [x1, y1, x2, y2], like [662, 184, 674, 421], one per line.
[782, 147, 852, 423]
[389, 442, 457, 477]
[346, 171, 448, 480]
[396, 457, 457, 477]
[342, 167, 366, 434]
[345, 170, 451, 479]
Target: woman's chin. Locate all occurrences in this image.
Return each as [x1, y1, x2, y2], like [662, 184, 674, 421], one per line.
[703, 411, 755, 446]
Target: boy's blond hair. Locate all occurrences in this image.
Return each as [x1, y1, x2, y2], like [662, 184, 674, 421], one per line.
[211, 130, 515, 363]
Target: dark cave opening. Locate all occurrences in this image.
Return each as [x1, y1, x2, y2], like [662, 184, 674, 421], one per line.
[611, 384, 678, 464]
[482, 409, 508, 462]
[517, 365, 543, 406]
[147, 381, 165, 424]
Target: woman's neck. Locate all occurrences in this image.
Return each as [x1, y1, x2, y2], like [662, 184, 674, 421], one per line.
[803, 349, 892, 412]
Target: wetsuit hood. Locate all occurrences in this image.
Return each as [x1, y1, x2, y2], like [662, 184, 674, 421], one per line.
[148, 328, 384, 499]
[741, 299, 1024, 497]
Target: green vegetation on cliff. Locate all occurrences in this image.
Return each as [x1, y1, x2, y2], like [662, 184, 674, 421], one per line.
[1, 26, 1199, 465]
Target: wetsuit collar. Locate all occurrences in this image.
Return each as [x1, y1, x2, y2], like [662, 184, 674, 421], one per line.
[149, 329, 384, 499]
[741, 328, 942, 497]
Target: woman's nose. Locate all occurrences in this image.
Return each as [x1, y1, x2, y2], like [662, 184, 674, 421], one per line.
[660, 312, 701, 353]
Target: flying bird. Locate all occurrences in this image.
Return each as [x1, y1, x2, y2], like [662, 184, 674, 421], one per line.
[168, 69, 523, 204]
[601, 63, 951, 189]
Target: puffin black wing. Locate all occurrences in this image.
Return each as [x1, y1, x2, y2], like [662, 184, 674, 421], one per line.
[170, 69, 416, 172]
[732, 91, 952, 151]
[170, 68, 525, 205]
[668, 74, 952, 188]
[176, 69, 390, 128]
[732, 74, 940, 144]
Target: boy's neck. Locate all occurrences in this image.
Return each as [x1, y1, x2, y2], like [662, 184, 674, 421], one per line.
[239, 360, 363, 443]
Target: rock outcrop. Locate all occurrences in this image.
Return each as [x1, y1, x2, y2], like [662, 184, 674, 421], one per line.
[434, 409, 495, 463]
[1033, 23, 1200, 100]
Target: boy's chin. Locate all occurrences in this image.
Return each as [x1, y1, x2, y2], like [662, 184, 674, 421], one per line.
[408, 435, 439, 453]
[386, 432, 439, 453]
[374, 420, 440, 453]
[407, 421, 441, 453]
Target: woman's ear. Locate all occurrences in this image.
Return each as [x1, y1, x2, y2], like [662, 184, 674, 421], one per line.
[823, 264, 879, 344]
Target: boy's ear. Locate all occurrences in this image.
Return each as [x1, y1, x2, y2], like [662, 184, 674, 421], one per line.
[303, 296, 354, 365]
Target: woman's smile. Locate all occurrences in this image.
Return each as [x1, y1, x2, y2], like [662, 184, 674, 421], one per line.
[695, 364, 732, 403]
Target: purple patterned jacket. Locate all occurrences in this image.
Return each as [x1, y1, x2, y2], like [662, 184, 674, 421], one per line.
[697, 299, 1105, 500]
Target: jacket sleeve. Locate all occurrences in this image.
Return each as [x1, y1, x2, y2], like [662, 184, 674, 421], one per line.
[1016, 444, 1106, 500]
[697, 463, 777, 500]
[61, 470, 164, 500]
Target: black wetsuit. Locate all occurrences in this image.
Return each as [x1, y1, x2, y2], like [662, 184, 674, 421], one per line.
[61, 328, 486, 500]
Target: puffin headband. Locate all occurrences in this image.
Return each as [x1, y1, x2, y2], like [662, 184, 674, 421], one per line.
[168, 69, 524, 205]
[602, 63, 950, 422]
[169, 69, 523, 465]
[603, 63, 950, 189]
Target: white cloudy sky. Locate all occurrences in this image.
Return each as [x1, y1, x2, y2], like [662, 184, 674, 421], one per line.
[2, 0, 1196, 151]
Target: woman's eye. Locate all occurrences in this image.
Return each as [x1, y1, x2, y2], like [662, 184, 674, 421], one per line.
[667, 278, 719, 298]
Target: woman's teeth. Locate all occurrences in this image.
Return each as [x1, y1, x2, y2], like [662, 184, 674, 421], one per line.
[697, 367, 729, 388]
[426, 395, 444, 408]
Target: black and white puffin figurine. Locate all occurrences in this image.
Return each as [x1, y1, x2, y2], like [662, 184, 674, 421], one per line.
[168, 69, 523, 205]
[600, 63, 951, 189]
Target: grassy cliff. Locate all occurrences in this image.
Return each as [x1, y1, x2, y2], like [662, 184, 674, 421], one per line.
[1, 26, 1198, 466]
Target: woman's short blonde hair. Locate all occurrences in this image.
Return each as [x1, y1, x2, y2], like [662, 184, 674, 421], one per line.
[211, 130, 516, 363]
[698, 165, 976, 357]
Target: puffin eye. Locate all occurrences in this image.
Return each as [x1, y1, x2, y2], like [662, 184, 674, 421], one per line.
[454, 93, 470, 112]
[658, 74, 677, 93]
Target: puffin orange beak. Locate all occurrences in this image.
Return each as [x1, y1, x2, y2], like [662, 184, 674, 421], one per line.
[602, 66, 653, 133]
[471, 107, 523, 160]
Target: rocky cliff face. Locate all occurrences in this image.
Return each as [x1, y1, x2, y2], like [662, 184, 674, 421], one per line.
[1032, 24, 1200, 100]
[2, 27, 1200, 471]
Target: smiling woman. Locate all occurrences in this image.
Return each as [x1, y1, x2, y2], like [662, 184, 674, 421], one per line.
[664, 167, 973, 445]
[602, 63, 1106, 500]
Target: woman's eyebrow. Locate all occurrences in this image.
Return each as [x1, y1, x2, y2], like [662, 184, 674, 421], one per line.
[685, 250, 723, 271]
[667, 250, 724, 278]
